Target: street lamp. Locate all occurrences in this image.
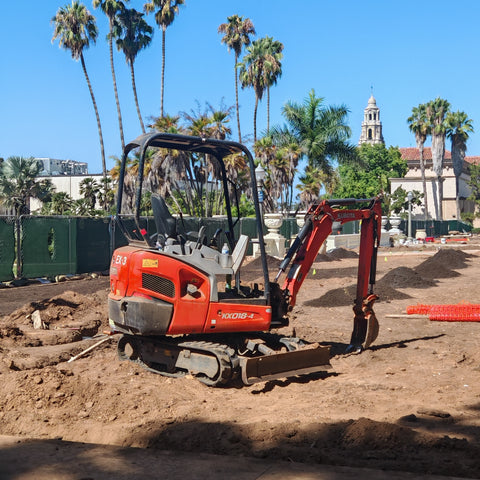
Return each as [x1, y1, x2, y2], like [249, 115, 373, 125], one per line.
[255, 164, 266, 223]
[407, 191, 413, 241]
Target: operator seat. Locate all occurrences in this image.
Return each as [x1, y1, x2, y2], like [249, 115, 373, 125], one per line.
[151, 194, 177, 241]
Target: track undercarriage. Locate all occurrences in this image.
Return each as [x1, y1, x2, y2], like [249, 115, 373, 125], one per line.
[117, 333, 332, 386]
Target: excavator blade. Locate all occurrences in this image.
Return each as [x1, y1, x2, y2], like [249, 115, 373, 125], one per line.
[239, 344, 331, 385]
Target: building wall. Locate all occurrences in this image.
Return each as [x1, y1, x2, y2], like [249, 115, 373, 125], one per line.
[29, 174, 105, 212]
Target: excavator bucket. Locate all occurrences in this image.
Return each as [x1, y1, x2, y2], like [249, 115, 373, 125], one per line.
[239, 343, 331, 385]
[364, 310, 379, 349]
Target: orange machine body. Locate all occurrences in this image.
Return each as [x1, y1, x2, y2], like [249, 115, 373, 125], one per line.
[109, 245, 271, 336]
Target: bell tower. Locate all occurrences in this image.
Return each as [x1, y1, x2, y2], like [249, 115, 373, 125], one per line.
[359, 94, 384, 145]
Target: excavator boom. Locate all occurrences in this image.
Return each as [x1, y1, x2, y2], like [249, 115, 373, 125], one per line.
[277, 197, 383, 350]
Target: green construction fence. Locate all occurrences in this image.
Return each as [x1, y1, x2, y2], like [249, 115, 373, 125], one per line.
[0, 214, 473, 282]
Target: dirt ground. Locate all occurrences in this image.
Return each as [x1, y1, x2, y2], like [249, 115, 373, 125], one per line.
[1, 241, 480, 478]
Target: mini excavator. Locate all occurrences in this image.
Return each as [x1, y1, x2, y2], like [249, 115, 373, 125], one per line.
[108, 133, 382, 386]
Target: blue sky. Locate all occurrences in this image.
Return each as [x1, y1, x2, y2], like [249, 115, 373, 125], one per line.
[1, 0, 480, 174]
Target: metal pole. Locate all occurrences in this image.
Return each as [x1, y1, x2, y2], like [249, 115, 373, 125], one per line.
[407, 192, 413, 240]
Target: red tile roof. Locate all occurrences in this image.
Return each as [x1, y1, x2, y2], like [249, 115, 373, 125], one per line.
[400, 147, 479, 165]
[399, 147, 451, 161]
[465, 156, 480, 165]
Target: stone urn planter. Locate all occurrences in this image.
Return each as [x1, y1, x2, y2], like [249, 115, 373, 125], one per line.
[264, 213, 284, 235]
[263, 213, 286, 257]
[381, 216, 389, 233]
[295, 212, 307, 229]
[388, 216, 402, 235]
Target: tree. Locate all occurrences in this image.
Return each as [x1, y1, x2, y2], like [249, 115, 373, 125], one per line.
[333, 144, 407, 215]
[218, 15, 255, 143]
[271, 89, 358, 180]
[0, 157, 54, 278]
[114, 7, 153, 134]
[42, 192, 74, 215]
[238, 39, 270, 143]
[297, 165, 325, 208]
[93, 0, 127, 151]
[426, 97, 450, 220]
[447, 110, 474, 220]
[0, 157, 54, 217]
[466, 162, 480, 222]
[143, 0, 185, 117]
[407, 103, 431, 221]
[260, 36, 283, 133]
[52, 2, 107, 180]
[79, 177, 100, 209]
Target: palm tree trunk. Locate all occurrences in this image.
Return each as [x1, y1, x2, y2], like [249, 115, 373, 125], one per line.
[161, 27, 166, 117]
[267, 86, 270, 133]
[80, 53, 106, 180]
[234, 54, 241, 143]
[455, 175, 461, 220]
[109, 24, 125, 151]
[418, 145, 429, 222]
[437, 176, 444, 220]
[130, 62, 146, 134]
[253, 95, 259, 143]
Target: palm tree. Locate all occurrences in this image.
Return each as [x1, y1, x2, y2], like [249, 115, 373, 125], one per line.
[114, 7, 153, 134]
[297, 165, 324, 208]
[260, 36, 283, 133]
[46, 192, 74, 215]
[52, 2, 107, 180]
[218, 15, 255, 143]
[407, 103, 431, 222]
[447, 110, 474, 221]
[0, 157, 54, 278]
[238, 39, 269, 143]
[79, 177, 100, 210]
[426, 97, 450, 220]
[271, 89, 357, 180]
[278, 142, 301, 212]
[143, 0, 185, 117]
[93, 0, 127, 151]
[0, 157, 53, 217]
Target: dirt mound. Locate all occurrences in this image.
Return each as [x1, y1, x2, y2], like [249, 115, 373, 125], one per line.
[304, 282, 410, 308]
[415, 249, 472, 279]
[0, 289, 109, 371]
[378, 267, 436, 289]
[241, 255, 283, 281]
[326, 247, 359, 260]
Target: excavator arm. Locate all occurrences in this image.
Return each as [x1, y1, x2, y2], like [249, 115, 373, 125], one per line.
[276, 197, 383, 350]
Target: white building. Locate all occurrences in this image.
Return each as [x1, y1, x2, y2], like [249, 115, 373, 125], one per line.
[35, 158, 88, 176]
[390, 148, 480, 222]
[29, 174, 105, 212]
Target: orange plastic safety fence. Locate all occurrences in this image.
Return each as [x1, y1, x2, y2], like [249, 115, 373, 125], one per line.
[407, 302, 480, 321]
[406, 304, 433, 315]
[429, 303, 480, 322]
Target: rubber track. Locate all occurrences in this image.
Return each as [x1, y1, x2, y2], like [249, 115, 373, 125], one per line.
[117, 335, 237, 387]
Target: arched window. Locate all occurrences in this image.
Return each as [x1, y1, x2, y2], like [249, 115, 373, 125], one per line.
[373, 113, 376, 120]
[369, 113, 372, 120]
[368, 129, 372, 139]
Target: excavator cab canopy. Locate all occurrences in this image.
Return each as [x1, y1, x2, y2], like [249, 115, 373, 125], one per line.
[114, 132, 270, 292]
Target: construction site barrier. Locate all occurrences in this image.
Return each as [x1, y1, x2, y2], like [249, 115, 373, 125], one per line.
[21, 216, 76, 278]
[0, 217, 15, 281]
[407, 303, 480, 322]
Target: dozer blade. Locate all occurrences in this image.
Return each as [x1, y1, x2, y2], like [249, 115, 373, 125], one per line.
[239, 344, 331, 385]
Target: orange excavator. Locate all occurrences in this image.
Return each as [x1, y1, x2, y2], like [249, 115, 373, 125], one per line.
[108, 133, 382, 386]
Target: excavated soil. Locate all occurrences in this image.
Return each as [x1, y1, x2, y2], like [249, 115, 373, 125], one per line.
[1, 244, 480, 477]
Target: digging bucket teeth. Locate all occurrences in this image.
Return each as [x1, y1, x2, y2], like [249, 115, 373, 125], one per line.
[239, 344, 331, 385]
